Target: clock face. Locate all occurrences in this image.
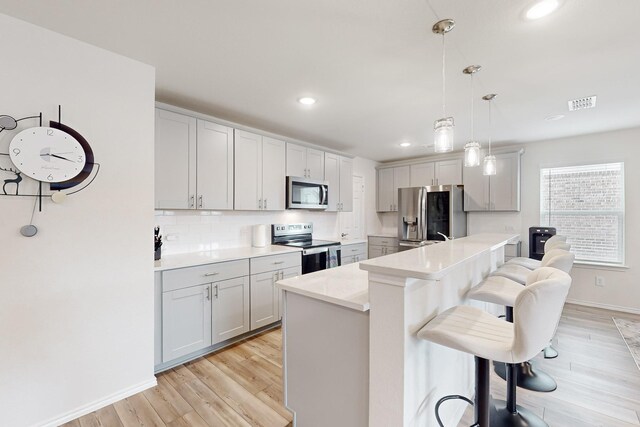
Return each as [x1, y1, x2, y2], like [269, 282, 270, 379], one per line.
[9, 127, 87, 183]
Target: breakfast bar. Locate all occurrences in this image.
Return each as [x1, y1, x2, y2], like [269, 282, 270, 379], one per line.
[276, 233, 519, 427]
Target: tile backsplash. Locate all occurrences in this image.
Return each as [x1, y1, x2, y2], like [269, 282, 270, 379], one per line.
[155, 210, 343, 255]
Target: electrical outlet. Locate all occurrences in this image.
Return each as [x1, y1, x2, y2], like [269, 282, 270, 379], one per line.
[166, 234, 179, 241]
[505, 225, 515, 232]
[595, 276, 605, 287]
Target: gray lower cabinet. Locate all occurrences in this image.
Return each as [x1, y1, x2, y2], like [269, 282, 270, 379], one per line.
[250, 265, 301, 330]
[341, 242, 368, 265]
[212, 276, 250, 344]
[162, 283, 212, 362]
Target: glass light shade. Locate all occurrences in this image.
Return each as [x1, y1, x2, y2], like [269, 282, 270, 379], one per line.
[483, 155, 497, 176]
[464, 141, 481, 167]
[434, 117, 454, 153]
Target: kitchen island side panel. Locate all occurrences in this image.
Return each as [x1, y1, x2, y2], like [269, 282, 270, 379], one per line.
[283, 291, 370, 427]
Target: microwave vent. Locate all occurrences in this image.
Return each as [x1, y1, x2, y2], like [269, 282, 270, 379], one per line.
[568, 95, 597, 111]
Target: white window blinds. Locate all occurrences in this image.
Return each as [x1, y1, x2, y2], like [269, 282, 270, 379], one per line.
[540, 163, 625, 264]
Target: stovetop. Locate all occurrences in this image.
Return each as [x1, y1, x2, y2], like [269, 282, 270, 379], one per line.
[275, 239, 340, 249]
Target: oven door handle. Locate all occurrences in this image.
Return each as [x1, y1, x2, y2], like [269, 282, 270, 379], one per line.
[303, 247, 330, 256]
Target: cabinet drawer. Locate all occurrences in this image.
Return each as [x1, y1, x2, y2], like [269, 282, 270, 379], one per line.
[162, 259, 249, 292]
[369, 236, 398, 247]
[342, 243, 367, 256]
[250, 252, 301, 275]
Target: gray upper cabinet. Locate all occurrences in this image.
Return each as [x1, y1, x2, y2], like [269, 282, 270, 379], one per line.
[324, 152, 353, 212]
[463, 151, 521, 211]
[286, 143, 325, 180]
[155, 109, 196, 209]
[410, 159, 462, 187]
[155, 108, 233, 210]
[196, 119, 234, 210]
[377, 166, 409, 212]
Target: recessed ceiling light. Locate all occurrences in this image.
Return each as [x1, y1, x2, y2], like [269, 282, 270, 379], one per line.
[400, 142, 411, 147]
[298, 97, 316, 105]
[545, 114, 565, 121]
[526, 0, 559, 20]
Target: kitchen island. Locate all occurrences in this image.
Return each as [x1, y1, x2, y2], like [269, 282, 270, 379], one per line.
[276, 233, 518, 427]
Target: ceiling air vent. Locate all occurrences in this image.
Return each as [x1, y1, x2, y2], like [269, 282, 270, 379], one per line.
[568, 95, 597, 111]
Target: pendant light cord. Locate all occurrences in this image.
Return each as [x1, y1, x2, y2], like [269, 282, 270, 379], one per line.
[442, 34, 446, 116]
[488, 99, 492, 155]
[470, 74, 474, 141]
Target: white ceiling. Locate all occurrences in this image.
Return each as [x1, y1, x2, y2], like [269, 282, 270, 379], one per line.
[2, 1, 640, 161]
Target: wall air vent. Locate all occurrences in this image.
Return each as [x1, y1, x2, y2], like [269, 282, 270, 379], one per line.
[568, 95, 597, 111]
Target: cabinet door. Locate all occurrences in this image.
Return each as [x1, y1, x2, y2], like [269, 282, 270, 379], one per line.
[279, 266, 301, 320]
[261, 137, 286, 211]
[435, 159, 462, 186]
[324, 153, 340, 212]
[410, 162, 435, 187]
[234, 130, 263, 210]
[463, 157, 490, 211]
[162, 284, 212, 362]
[155, 109, 196, 209]
[286, 143, 307, 177]
[306, 148, 325, 180]
[250, 271, 279, 330]
[339, 156, 354, 212]
[341, 255, 355, 265]
[212, 276, 250, 344]
[377, 168, 394, 212]
[196, 120, 234, 210]
[490, 152, 521, 211]
[368, 245, 384, 258]
[393, 166, 411, 210]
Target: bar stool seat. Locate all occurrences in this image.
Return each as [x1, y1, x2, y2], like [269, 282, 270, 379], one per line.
[493, 249, 575, 284]
[467, 276, 522, 306]
[418, 268, 572, 427]
[506, 242, 570, 270]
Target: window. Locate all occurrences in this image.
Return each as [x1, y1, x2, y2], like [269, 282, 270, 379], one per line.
[540, 162, 625, 265]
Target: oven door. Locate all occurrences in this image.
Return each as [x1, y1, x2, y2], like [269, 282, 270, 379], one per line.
[287, 176, 329, 210]
[301, 247, 329, 274]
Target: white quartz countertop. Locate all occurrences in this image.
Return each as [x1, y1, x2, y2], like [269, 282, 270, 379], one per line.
[276, 263, 370, 312]
[154, 245, 302, 272]
[359, 233, 519, 281]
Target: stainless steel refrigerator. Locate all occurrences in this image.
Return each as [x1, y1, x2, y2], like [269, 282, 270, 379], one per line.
[398, 185, 467, 250]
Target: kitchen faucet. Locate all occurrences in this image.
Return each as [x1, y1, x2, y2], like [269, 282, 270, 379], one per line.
[437, 232, 452, 241]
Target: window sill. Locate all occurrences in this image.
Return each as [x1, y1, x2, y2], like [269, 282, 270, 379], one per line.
[573, 261, 629, 271]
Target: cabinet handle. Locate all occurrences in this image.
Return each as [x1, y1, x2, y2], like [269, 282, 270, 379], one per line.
[204, 272, 219, 277]
[190, 195, 195, 208]
[205, 286, 210, 301]
[264, 198, 268, 209]
[351, 249, 359, 252]
[259, 199, 263, 210]
[198, 195, 203, 208]
[214, 284, 219, 299]
[280, 271, 284, 280]
[273, 261, 285, 265]
[355, 255, 359, 262]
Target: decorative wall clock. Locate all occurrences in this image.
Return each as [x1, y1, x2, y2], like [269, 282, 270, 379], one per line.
[0, 106, 101, 236]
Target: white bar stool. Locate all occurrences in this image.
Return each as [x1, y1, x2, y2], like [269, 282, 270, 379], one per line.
[418, 268, 571, 427]
[468, 268, 572, 427]
[492, 248, 574, 284]
[506, 235, 569, 270]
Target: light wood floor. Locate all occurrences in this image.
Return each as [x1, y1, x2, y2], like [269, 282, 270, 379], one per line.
[62, 328, 292, 427]
[63, 304, 640, 427]
[460, 304, 640, 426]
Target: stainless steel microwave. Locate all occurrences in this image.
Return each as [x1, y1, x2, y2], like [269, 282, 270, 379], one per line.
[286, 176, 329, 210]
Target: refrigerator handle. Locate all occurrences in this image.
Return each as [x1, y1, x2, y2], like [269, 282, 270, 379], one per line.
[418, 187, 426, 241]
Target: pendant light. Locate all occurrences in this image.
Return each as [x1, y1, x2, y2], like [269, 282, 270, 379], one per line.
[463, 65, 481, 167]
[432, 19, 455, 153]
[482, 93, 497, 176]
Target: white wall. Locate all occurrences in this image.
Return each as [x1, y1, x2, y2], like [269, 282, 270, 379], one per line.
[469, 127, 640, 313]
[0, 14, 156, 426]
[157, 156, 381, 254]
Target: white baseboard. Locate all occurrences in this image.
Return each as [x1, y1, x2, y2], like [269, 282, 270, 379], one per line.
[566, 299, 640, 315]
[38, 377, 157, 427]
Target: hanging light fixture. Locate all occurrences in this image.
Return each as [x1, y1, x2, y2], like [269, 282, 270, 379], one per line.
[432, 19, 455, 153]
[463, 65, 481, 167]
[483, 93, 497, 176]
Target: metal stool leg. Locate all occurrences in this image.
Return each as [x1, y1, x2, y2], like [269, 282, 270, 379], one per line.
[476, 356, 491, 427]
